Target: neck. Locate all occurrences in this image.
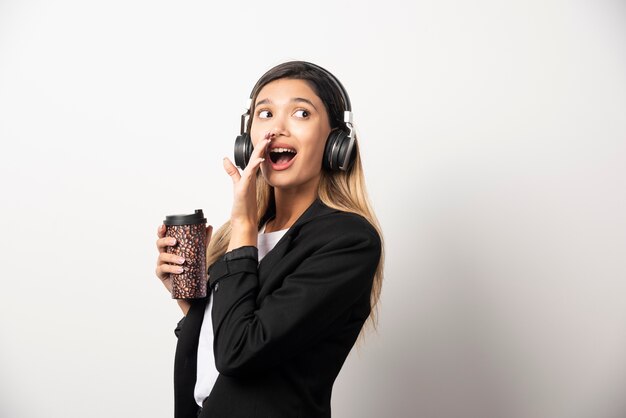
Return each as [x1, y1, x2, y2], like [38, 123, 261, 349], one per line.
[266, 178, 320, 233]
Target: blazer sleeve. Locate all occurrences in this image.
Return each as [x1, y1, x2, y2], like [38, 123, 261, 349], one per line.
[207, 226, 381, 377]
[174, 316, 186, 338]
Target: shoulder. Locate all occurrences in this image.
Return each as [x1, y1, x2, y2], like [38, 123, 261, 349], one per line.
[315, 210, 379, 236]
[297, 209, 381, 251]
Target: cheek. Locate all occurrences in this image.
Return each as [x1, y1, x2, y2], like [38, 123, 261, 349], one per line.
[316, 137, 332, 165]
[249, 126, 260, 147]
[249, 121, 267, 146]
[301, 138, 328, 170]
[314, 138, 327, 161]
[297, 124, 328, 150]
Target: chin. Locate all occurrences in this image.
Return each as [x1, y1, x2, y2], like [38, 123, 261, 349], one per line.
[260, 164, 322, 190]
[264, 177, 295, 190]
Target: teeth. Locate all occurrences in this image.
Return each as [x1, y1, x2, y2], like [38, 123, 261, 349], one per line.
[270, 147, 296, 154]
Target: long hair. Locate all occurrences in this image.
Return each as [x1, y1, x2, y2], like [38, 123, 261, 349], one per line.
[207, 61, 385, 336]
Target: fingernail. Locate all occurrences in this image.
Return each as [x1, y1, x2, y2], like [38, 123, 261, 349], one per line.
[169, 238, 176, 245]
[178, 257, 185, 264]
[176, 266, 184, 273]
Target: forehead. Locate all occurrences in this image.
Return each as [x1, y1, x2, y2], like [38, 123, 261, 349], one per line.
[255, 78, 321, 103]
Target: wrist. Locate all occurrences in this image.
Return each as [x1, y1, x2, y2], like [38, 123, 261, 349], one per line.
[177, 299, 190, 316]
[230, 218, 256, 230]
[228, 221, 257, 252]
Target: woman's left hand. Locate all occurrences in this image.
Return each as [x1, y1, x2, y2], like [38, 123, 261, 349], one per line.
[223, 132, 272, 226]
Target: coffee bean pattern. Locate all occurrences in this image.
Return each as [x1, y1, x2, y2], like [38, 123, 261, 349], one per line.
[165, 223, 207, 299]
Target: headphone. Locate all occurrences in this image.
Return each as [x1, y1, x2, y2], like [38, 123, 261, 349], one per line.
[234, 61, 357, 172]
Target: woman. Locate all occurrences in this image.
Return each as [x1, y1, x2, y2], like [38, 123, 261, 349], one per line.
[155, 61, 384, 418]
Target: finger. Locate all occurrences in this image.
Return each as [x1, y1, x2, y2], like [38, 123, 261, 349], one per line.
[243, 138, 270, 177]
[246, 155, 266, 175]
[156, 263, 185, 279]
[158, 252, 185, 266]
[157, 224, 166, 238]
[156, 236, 177, 252]
[223, 157, 241, 183]
[252, 137, 271, 162]
[256, 134, 273, 159]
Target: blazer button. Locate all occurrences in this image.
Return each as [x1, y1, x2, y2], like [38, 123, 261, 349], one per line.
[214, 282, 219, 292]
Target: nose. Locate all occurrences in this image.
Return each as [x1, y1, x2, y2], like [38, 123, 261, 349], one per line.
[268, 129, 280, 139]
[268, 116, 289, 138]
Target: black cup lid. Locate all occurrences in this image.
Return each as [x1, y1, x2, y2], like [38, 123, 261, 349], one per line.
[164, 209, 207, 226]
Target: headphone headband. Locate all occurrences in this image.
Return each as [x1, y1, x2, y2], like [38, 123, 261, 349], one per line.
[249, 61, 351, 110]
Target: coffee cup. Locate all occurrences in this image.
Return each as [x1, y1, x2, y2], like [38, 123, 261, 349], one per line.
[163, 209, 208, 299]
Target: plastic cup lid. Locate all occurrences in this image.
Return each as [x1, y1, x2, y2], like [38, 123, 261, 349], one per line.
[163, 209, 207, 226]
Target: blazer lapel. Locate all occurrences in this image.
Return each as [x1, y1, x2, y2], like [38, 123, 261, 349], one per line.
[256, 198, 339, 290]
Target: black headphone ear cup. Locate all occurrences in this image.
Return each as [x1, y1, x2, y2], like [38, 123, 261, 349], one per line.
[322, 131, 340, 171]
[323, 130, 355, 172]
[234, 133, 253, 169]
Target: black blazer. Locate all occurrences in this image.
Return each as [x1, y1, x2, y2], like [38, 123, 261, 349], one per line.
[173, 198, 381, 418]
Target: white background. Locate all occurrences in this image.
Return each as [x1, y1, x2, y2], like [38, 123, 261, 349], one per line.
[1, 1, 625, 417]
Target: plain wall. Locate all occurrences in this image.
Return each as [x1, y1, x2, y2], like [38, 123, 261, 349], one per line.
[1, 1, 625, 417]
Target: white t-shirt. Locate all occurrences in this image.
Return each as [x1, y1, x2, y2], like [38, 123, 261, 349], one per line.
[194, 223, 288, 407]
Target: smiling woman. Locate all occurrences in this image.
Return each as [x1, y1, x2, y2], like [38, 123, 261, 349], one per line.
[155, 61, 385, 418]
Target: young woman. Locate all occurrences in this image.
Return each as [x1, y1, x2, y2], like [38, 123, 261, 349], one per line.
[155, 61, 384, 418]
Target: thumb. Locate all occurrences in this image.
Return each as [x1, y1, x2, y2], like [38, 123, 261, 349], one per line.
[223, 157, 241, 183]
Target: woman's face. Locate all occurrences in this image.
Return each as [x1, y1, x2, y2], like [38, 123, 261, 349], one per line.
[250, 78, 332, 192]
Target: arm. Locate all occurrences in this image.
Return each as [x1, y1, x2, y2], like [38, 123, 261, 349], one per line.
[208, 226, 381, 376]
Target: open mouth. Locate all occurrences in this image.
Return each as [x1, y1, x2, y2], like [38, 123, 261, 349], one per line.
[269, 147, 297, 165]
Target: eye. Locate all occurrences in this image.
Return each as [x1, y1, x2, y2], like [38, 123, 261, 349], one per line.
[257, 109, 272, 119]
[293, 109, 310, 118]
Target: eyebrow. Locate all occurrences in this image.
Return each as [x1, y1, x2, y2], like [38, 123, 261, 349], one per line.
[255, 97, 318, 111]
